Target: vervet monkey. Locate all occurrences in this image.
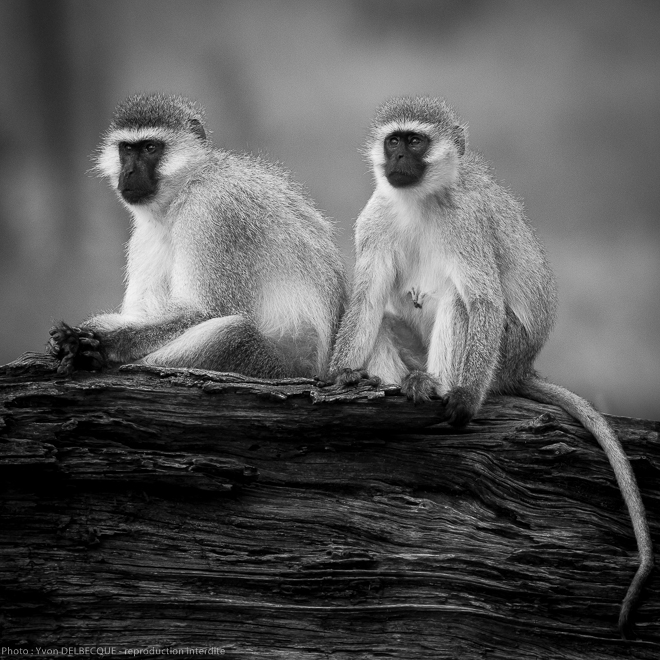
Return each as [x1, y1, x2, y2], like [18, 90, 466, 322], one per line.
[329, 96, 652, 637]
[49, 93, 346, 379]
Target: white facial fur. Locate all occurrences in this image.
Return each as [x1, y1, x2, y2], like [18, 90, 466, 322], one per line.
[95, 126, 205, 192]
[368, 119, 460, 201]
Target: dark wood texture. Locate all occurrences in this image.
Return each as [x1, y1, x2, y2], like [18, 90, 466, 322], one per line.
[1, 352, 659, 659]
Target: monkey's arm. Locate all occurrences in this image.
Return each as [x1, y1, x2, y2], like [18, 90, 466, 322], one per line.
[49, 307, 207, 373]
[86, 310, 211, 363]
[433, 229, 506, 426]
[329, 232, 395, 380]
[446, 294, 505, 425]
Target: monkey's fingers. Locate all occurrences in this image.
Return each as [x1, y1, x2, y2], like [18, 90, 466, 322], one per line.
[76, 331, 106, 370]
[56, 352, 77, 376]
[401, 370, 440, 404]
[335, 368, 381, 388]
[314, 377, 333, 388]
[48, 322, 81, 358]
[78, 336, 101, 351]
[48, 321, 80, 341]
[47, 336, 61, 357]
[443, 386, 479, 427]
[79, 350, 106, 371]
[52, 342, 79, 376]
[316, 369, 381, 392]
[77, 328, 97, 339]
[48, 321, 105, 375]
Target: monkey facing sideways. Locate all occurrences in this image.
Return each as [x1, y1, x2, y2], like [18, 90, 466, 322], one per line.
[49, 93, 346, 379]
[329, 96, 653, 636]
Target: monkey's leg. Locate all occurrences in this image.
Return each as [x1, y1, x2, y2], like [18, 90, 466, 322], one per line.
[334, 314, 413, 388]
[401, 297, 465, 403]
[419, 292, 461, 393]
[50, 310, 210, 369]
[364, 317, 412, 385]
[139, 315, 291, 378]
[447, 296, 503, 426]
[491, 309, 542, 392]
[425, 295, 503, 426]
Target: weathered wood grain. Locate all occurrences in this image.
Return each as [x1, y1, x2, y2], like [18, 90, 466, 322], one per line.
[0, 352, 658, 659]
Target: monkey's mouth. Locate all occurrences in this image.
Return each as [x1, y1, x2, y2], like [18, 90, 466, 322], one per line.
[120, 188, 156, 204]
[387, 171, 421, 188]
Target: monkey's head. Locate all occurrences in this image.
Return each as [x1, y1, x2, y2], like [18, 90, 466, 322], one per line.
[96, 93, 209, 207]
[366, 96, 467, 195]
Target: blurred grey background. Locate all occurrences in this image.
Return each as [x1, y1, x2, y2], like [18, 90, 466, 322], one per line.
[0, 0, 658, 419]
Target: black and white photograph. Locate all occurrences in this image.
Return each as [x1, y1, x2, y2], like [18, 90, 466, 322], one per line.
[1, 1, 659, 657]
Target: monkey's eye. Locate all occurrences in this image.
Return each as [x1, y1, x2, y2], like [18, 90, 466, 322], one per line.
[407, 134, 427, 149]
[386, 136, 400, 149]
[144, 142, 157, 154]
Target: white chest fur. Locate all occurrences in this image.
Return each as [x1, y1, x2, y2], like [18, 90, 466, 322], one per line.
[121, 206, 174, 318]
[382, 192, 462, 386]
[387, 194, 458, 318]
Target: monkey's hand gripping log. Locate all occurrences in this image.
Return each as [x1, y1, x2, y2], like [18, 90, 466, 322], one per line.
[48, 322, 106, 376]
[326, 368, 383, 390]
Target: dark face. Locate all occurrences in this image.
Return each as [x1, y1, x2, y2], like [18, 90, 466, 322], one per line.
[383, 131, 430, 188]
[117, 140, 165, 204]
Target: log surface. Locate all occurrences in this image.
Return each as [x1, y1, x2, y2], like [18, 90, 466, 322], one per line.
[0, 352, 658, 659]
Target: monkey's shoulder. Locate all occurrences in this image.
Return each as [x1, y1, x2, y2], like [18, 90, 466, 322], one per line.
[166, 151, 323, 234]
[197, 150, 326, 220]
[450, 151, 533, 230]
[457, 152, 514, 201]
[205, 150, 312, 199]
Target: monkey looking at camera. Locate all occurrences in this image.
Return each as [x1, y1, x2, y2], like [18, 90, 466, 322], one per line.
[329, 96, 653, 637]
[49, 93, 346, 379]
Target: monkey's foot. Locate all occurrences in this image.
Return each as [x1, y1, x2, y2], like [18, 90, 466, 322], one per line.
[401, 370, 439, 403]
[317, 368, 382, 390]
[48, 322, 106, 376]
[336, 368, 381, 388]
[441, 386, 479, 427]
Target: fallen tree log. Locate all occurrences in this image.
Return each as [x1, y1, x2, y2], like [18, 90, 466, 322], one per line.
[0, 352, 658, 659]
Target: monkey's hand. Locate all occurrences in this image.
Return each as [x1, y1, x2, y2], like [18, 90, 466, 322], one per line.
[401, 370, 441, 404]
[48, 322, 106, 376]
[336, 368, 382, 388]
[441, 386, 480, 428]
[318, 368, 381, 390]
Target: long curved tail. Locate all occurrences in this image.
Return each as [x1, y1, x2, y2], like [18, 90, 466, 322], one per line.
[516, 376, 654, 638]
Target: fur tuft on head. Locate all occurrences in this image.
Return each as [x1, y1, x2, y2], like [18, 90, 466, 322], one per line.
[110, 93, 206, 138]
[366, 96, 468, 158]
[372, 96, 460, 129]
[94, 93, 210, 185]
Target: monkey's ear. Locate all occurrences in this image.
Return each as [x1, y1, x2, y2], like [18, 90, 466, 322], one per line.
[189, 119, 206, 141]
[452, 124, 467, 156]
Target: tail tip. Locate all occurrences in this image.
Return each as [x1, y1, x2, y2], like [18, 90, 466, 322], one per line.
[618, 609, 635, 640]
